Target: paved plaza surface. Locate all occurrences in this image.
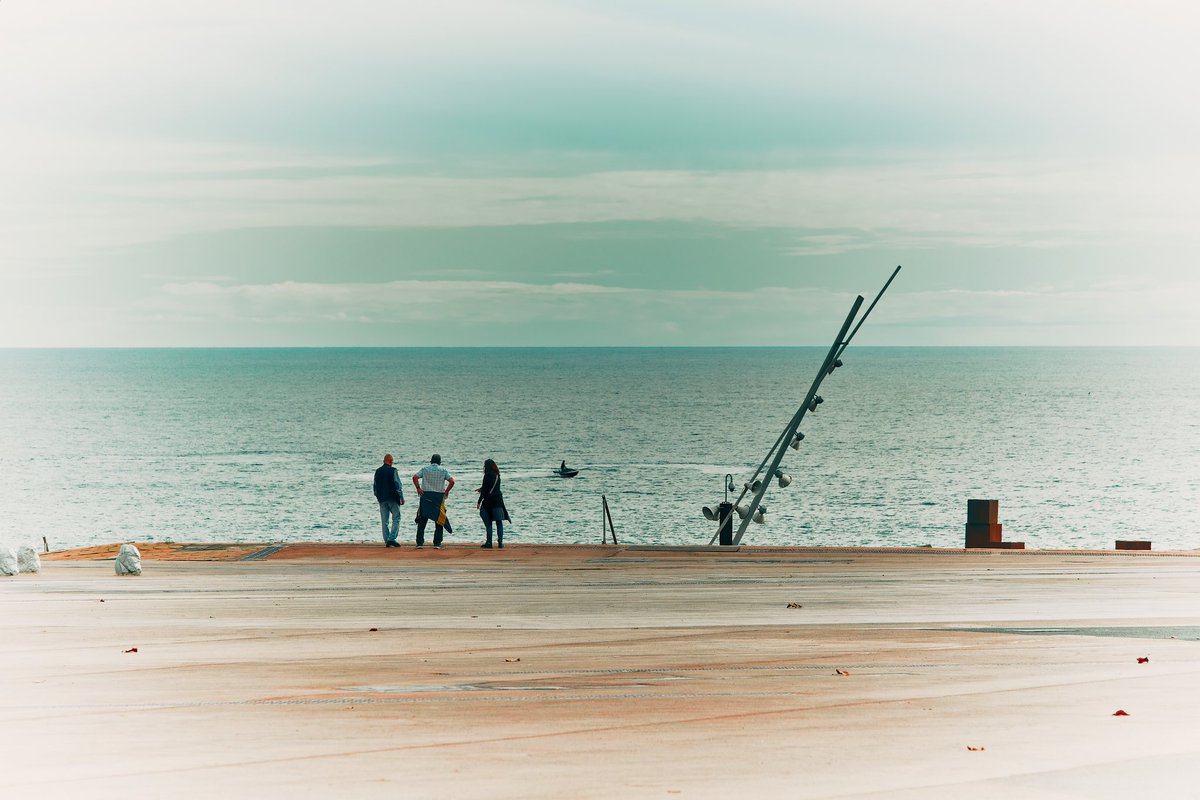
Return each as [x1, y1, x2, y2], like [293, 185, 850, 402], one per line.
[5, 543, 1200, 799]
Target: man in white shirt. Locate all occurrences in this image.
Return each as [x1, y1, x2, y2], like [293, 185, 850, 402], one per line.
[412, 454, 454, 549]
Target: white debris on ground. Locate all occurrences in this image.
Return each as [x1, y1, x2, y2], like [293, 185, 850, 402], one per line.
[17, 546, 41, 573]
[114, 544, 142, 576]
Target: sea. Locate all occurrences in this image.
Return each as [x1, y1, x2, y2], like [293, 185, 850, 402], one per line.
[1, 347, 1198, 552]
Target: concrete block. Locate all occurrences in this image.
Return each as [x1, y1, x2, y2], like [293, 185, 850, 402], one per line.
[967, 499, 999, 524]
[965, 522, 1003, 548]
[1115, 540, 1151, 551]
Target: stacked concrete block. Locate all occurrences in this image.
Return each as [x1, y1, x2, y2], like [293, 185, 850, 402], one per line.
[965, 499, 1023, 549]
[965, 499, 1002, 548]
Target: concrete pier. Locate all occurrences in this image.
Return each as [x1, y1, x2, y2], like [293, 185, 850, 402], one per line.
[6, 543, 1200, 798]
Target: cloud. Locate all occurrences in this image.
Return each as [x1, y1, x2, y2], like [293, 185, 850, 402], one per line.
[7, 269, 1200, 345]
[880, 280, 1200, 341]
[150, 278, 811, 325]
[4, 140, 1198, 271]
[4, 1, 1200, 345]
[131, 275, 1200, 345]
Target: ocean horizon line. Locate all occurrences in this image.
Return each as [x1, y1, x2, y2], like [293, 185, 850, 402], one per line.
[3, 344, 1198, 352]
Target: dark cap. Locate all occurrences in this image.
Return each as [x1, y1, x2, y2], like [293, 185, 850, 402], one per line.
[430, 454, 441, 464]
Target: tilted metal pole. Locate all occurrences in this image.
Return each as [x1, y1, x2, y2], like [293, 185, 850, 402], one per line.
[835, 265, 901, 363]
[707, 266, 901, 546]
[731, 295, 864, 545]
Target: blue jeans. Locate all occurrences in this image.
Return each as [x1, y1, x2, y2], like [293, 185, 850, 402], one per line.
[379, 501, 401, 543]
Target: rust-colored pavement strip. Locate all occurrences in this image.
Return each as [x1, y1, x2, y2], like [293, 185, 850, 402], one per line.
[7, 544, 1200, 799]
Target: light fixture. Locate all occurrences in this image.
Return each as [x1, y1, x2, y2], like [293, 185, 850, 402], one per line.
[702, 505, 720, 521]
[725, 474, 736, 493]
[808, 395, 824, 412]
[826, 358, 844, 376]
[752, 506, 766, 524]
[774, 469, 792, 488]
[790, 432, 805, 450]
[750, 479, 763, 494]
[734, 503, 751, 519]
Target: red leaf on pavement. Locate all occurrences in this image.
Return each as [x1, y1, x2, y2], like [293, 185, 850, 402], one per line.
[966, 746, 985, 752]
[123, 648, 137, 653]
[1137, 657, 1149, 664]
[835, 669, 849, 676]
[1113, 709, 1130, 716]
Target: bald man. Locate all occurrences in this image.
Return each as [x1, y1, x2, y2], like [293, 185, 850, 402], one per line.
[373, 454, 406, 547]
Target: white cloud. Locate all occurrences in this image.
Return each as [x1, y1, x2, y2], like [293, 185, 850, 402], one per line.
[4, 1, 1200, 345]
[3, 141, 1198, 270]
[126, 276, 1200, 345]
[5, 271, 1199, 346]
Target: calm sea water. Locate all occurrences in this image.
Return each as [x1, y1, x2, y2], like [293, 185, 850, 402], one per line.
[1, 348, 1197, 552]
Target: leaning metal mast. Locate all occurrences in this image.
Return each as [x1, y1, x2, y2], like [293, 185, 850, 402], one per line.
[706, 266, 902, 546]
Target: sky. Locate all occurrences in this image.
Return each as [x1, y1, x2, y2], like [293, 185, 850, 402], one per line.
[2, 0, 1199, 346]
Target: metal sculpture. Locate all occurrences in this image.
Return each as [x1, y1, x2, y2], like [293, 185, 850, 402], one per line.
[706, 266, 902, 546]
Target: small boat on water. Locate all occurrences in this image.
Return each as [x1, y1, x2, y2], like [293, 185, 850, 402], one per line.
[554, 461, 579, 478]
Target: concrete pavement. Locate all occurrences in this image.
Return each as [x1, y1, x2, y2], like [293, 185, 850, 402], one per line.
[5, 543, 1200, 799]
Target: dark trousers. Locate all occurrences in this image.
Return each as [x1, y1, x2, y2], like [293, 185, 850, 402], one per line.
[482, 507, 505, 545]
[416, 491, 444, 546]
[415, 518, 444, 547]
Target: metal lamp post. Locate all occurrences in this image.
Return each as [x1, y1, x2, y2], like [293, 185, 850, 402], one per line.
[702, 474, 737, 546]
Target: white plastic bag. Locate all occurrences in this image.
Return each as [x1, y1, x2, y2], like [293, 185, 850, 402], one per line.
[0, 546, 17, 577]
[114, 543, 142, 576]
[17, 546, 41, 574]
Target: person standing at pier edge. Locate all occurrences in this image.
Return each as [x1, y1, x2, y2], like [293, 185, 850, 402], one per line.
[477, 459, 510, 549]
[412, 454, 454, 549]
[372, 454, 405, 547]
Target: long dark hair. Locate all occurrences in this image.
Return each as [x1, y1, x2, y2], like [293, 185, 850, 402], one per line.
[483, 458, 500, 476]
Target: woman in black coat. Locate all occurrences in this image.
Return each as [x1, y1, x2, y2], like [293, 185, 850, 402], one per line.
[476, 458, 511, 549]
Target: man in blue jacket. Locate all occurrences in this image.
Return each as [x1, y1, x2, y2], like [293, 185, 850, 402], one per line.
[373, 454, 406, 547]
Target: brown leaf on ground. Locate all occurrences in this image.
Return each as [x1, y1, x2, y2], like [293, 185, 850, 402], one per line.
[786, 602, 802, 608]
[835, 669, 849, 676]
[1113, 709, 1130, 716]
[368, 628, 378, 632]
[966, 746, 985, 752]
[1137, 657, 1149, 663]
[123, 648, 137, 653]
[505, 658, 521, 663]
